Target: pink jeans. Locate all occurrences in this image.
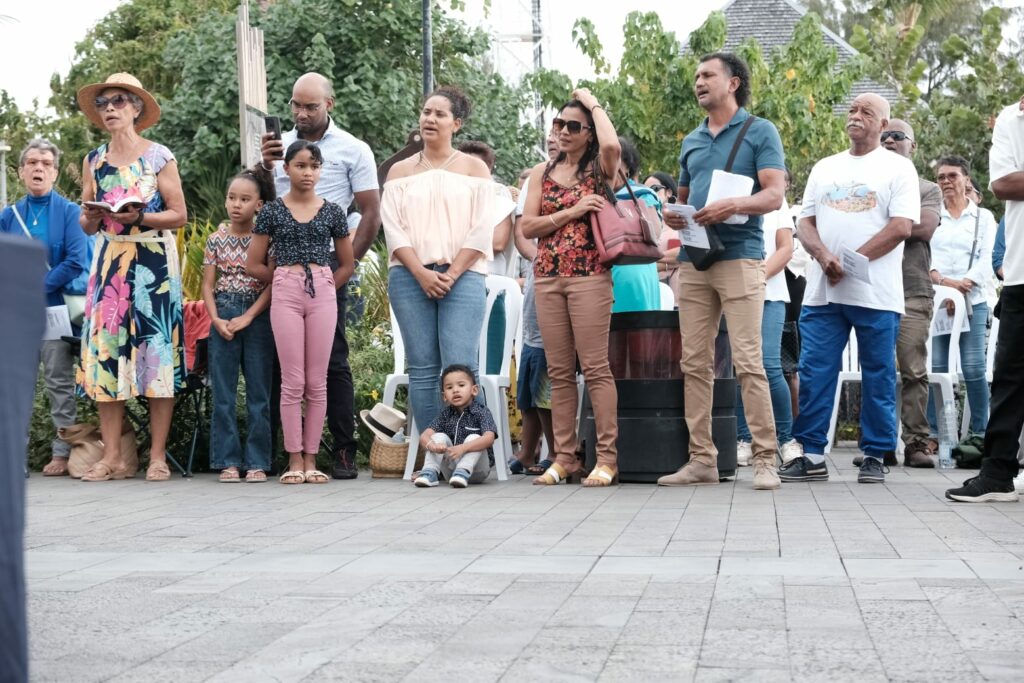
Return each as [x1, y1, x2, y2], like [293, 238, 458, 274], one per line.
[270, 267, 337, 454]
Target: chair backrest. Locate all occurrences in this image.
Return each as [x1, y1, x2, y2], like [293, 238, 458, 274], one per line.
[389, 306, 407, 375]
[926, 285, 967, 372]
[481, 274, 524, 379]
[986, 315, 999, 380]
[659, 282, 675, 310]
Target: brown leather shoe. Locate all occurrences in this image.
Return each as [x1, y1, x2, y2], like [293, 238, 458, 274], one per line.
[657, 460, 719, 486]
[904, 440, 935, 468]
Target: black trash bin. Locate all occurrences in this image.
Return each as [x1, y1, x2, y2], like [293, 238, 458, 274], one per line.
[582, 311, 737, 483]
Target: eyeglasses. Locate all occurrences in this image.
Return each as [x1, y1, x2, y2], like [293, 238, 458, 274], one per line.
[552, 118, 592, 135]
[648, 184, 668, 192]
[880, 131, 913, 143]
[93, 94, 133, 110]
[289, 99, 323, 114]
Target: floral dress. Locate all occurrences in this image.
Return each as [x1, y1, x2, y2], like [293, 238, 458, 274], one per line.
[77, 143, 185, 401]
[534, 174, 604, 278]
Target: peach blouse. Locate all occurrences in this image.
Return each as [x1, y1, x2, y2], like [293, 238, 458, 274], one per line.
[381, 169, 498, 275]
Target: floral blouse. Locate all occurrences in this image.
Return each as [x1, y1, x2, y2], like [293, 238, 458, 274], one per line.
[534, 174, 605, 278]
[254, 198, 348, 296]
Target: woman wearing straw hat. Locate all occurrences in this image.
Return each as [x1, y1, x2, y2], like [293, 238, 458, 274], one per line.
[75, 73, 188, 482]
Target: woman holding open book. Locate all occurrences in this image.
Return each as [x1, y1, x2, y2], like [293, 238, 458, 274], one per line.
[75, 73, 188, 482]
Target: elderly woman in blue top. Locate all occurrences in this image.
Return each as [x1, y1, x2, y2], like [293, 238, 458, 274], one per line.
[0, 138, 90, 476]
[929, 155, 999, 444]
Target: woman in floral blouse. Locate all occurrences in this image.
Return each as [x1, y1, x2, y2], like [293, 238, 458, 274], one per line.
[75, 73, 188, 482]
[520, 88, 622, 487]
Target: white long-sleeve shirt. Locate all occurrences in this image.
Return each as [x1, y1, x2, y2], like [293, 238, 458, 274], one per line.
[932, 201, 998, 307]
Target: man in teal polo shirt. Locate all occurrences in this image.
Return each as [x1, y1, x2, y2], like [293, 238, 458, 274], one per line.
[659, 52, 787, 490]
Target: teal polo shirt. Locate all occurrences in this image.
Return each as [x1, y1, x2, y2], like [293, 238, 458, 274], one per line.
[677, 108, 785, 261]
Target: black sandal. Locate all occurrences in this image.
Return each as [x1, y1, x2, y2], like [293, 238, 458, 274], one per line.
[526, 458, 552, 476]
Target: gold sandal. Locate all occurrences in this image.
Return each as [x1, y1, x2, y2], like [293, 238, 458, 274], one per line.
[533, 462, 569, 486]
[81, 461, 127, 482]
[583, 465, 618, 487]
[145, 461, 171, 482]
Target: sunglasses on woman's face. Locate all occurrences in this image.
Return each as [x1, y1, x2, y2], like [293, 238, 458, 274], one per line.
[93, 94, 133, 110]
[552, 118, 592, 135]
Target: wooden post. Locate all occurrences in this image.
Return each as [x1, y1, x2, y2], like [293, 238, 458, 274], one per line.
[236, 0, 268, 170]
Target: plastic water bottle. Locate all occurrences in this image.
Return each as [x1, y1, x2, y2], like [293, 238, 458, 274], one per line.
[391, 427, 406, 443]
[937, 399, 957, 469]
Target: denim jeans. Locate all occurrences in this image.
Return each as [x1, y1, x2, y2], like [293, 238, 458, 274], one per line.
[793, 303, 901, 457]
[388, 265, 486, 433]
[208, 292, 274, 471]
[928, 301, 989, 434]
[736, 300, 792, 444]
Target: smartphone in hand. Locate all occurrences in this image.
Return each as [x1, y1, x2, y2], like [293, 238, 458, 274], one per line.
[264, 116, 283, 159]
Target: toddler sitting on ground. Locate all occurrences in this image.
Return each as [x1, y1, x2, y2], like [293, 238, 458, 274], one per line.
[414, 364, 497, 488]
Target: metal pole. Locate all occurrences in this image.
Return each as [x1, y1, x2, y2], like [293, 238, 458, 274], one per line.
[0, 141, 9, 209]
[422, 0, 433, 96]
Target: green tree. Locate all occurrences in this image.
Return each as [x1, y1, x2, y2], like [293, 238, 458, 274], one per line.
[528, 11, 860, 192]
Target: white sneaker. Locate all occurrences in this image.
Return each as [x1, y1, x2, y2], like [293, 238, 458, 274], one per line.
[1014, 471, 1024, 492]
[780, 439, 804, 464]
[736, 441, 752, 467]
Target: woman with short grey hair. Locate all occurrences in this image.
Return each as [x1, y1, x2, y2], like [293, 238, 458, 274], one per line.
[0, 138, 90, 476]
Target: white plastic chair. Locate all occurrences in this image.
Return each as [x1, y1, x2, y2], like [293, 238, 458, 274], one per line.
[478, 274, 523, 480]
[388, 276, 521, 481]
[824, 330, 861, 454]
[927, 285, 967, 442]
[658, 282, 675, 311]
[958, 312, 997, 436]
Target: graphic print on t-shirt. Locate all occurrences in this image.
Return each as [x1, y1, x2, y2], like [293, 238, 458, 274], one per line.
[822, 183, 878, 213]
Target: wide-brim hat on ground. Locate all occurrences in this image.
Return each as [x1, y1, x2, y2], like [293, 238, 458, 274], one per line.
[360, 403, 407, 441]
[76, 73, 161, 133]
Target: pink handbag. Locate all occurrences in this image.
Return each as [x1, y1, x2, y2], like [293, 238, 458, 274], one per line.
[589, 168, 663, 267]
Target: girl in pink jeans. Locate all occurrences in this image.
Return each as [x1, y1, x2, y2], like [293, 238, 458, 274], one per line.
[247, 141, 354, 484]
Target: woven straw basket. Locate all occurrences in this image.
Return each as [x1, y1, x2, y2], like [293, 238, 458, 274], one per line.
[369, 436, 423, 478]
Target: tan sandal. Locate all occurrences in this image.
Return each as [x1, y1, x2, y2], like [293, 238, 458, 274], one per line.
[145, 461, 171, 482]
[304, 470, 329, 484]
[42, 457, 70, 477]
[81, 461, 127, 482]
[219, 467, 241, 483]
[245, 470, 267, 483]
[583, 465, 618, 487]
[279, 469, 306, 485]
[533, 462, 569, 486]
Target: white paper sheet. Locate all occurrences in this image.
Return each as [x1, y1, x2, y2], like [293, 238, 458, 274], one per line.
[839, 246, 871, 285]
[705, 169, 754, 225]
[664, 204, 710, 249]
[44, 305, 72, 341]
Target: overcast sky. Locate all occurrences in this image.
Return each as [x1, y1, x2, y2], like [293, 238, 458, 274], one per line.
[2, 0, 1022, 113]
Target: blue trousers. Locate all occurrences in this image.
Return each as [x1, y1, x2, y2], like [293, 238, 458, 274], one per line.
[928, 301, 989, 435]
[208, 293, 274, 471]
[793, 303, 901, 457]
[736, 300, 793, 443]
[389, 265, 486, 433]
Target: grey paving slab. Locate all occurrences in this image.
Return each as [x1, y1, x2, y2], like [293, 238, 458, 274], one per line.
[23, 448, 1022, 682]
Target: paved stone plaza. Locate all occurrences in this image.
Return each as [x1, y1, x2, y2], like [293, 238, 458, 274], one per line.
[24, 449, 1024, 682]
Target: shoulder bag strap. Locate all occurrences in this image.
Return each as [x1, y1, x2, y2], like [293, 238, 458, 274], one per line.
[967, 208, 981, 272]
[11, 203, 53, 272]
[724, 115, 757, 173]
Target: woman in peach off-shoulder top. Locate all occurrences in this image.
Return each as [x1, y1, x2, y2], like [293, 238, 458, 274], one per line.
[380, 86, 496, 436]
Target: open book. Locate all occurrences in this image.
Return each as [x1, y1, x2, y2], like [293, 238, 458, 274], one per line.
[84, 198, 146, 212]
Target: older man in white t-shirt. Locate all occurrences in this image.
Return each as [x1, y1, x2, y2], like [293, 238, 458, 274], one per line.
[946, 95, 1024, 503]
[779, 93, 921, 485]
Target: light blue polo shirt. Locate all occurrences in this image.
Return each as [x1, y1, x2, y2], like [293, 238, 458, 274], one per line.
[272, 118, 379, 209]
[677, 108, 785, 261]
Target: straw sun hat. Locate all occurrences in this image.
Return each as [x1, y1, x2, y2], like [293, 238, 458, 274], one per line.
[76, 73, 161, 132]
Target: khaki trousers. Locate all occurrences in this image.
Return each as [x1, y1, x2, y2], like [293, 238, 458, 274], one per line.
[678, 259, 777, 465]
[896, 295, 934, 444]
[535, 274, 617, 469]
